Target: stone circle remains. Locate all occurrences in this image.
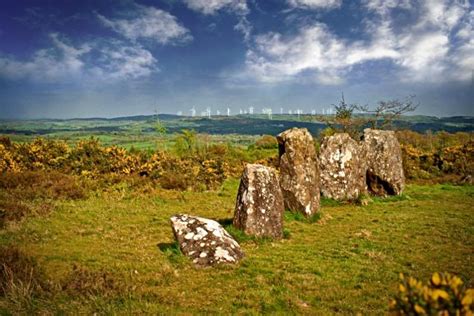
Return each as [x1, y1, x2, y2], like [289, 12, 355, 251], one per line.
[168, 127, 405, 266]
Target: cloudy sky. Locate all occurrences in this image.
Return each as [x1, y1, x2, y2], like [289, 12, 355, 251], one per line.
[0, 0, 473, 119]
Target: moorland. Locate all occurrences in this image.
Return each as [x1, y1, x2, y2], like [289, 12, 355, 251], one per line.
[0, 114, 473, 314]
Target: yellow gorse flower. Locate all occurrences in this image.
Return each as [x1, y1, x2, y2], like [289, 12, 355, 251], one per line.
[390, 272, 473, 315]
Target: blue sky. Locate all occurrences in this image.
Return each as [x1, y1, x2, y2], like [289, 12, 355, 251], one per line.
[0, 0, 472, 119]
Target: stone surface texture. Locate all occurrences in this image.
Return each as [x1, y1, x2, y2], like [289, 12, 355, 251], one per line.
[170, 214, 244, 267]
[363, 128, 405, 196]
[233, 164, 284, 239]
[277, 128, 320, 216]
[319, 133, 366, 200]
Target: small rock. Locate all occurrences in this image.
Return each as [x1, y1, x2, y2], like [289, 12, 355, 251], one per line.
[233, 164, 285, 239]
[170, 214, 244, 267]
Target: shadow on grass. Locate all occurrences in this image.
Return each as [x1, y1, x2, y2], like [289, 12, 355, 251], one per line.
[218, 218, 233, 227]
[320, 197, 344, 207]
[284, 210, 322, 223]
[371, 194, 412, 204]
[157, 242, 187, 266]
[219, 218, 291, 242]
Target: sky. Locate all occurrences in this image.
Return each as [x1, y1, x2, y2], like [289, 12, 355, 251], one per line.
[0, 0, 473, 119]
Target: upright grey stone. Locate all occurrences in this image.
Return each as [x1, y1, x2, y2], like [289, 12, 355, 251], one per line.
[170, 214, 244, 267]
[277, 128, 320, 216]
[363, 128, 405, 196]
[233, 164, 284, 239]
[319, 133, 366, 200]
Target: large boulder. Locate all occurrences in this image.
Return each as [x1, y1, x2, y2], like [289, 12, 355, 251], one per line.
[363, 128, 405, 196]
[170, 214, 244, 267]
[233, 164, 284, 239]
[277, 128, 320, 216]
[319, 133, 366, 200]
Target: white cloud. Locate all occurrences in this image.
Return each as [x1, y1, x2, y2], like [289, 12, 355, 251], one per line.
[234, 16, 252, 41]
[416, 0, 468, 31]
[244, 23, 398, 85]
[362, 0, 411, 15]
[184, 0, 251, 41]
[287, 0, 342, 10]
[242, 0, 473, 85]
[396, 32, 450, 81]
[184, 0, 248, 15]
[97, 5, 192, 44]
[91, 42, 158, 80]
[0, 34, 158, 83]
[451, 9, 474, 81]
[0, 33, 90, 81]
[366, 0, 473, 82]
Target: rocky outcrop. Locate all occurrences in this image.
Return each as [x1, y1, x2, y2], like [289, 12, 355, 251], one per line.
[170, 214, 244, 267]
[233, 164, 284, 239]
[363, 128, 405, 196]
[277, 128, 320, 216]
[319, 133, 366, 200]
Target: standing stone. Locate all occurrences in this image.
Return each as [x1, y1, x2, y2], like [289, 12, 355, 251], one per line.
[170, 214, 244, 267]
[277, 128, 320, 216]
[319, 133, 366, 200]
[233, 164, 284, 239]
[363, 128, 405, 196]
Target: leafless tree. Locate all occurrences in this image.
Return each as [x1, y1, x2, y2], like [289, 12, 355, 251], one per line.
[316, 94, 419, 139]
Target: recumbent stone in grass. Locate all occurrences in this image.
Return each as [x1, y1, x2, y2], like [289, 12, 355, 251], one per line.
[319, 133, 366, 201]
[363, 128, 405, 196]
[277, 128, 320, 216]
[170, 214, 244, 267]
[233, 164, 284, 239]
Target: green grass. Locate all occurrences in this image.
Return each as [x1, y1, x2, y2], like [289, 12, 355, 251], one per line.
[0, 181, 473, 314]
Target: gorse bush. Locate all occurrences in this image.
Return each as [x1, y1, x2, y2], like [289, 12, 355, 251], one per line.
[0, 130, 472, 190]
[0, 136, 253, 191]
[255, 135, 278, 149]
[397, 131, 474, 181]
[389, 272, 474, 315]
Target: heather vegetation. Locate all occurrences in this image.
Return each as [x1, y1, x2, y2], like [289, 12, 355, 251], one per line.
[0, 124, 473, 314]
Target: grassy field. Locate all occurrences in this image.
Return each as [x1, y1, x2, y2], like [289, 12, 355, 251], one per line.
[0, 178, 472, 314]
[2, 114, 473, 148]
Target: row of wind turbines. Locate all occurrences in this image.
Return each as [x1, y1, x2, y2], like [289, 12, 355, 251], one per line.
[175, 106, 337, 120]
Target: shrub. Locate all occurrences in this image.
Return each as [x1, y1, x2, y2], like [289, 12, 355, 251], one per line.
[255, 135, 278, 149]
[389, 272, 474, 315]
[0, 199, 32, 227]
[0, 171, 86, 201]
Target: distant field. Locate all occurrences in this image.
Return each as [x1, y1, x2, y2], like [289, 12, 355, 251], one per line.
[1, 114, 473, 150]
[0, 180, 472, 314]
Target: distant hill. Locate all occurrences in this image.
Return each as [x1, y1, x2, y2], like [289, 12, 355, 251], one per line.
[0, 114, 472, 136]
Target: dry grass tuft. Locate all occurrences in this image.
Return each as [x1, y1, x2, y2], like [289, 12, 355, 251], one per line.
[0, 171, 86, 201]
[0, 245, 46, 309]
[61, 265, 130, 298]
[354, 229, 372, 239]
